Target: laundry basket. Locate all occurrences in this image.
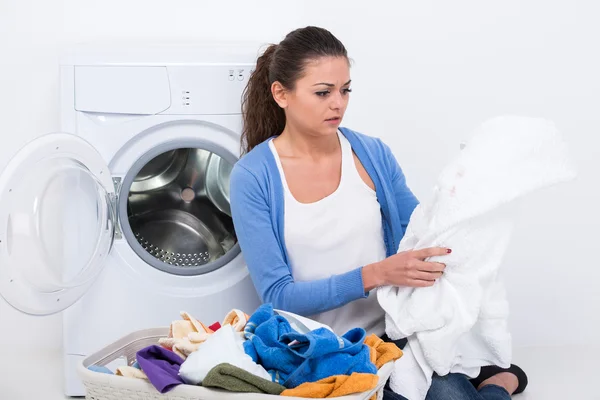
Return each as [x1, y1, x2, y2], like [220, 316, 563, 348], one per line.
[78, 327, 395, 400]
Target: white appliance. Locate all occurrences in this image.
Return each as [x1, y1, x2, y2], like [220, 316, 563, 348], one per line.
[0, 43, 263, 396]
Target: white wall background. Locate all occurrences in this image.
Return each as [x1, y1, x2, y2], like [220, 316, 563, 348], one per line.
[0, 0, 598, 357]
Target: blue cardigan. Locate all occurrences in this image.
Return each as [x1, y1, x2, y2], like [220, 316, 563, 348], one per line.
[229, 127, 419, 316]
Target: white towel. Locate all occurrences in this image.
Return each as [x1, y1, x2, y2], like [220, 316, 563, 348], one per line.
[377, 115, 577, 400]
[178, 324, 272, 385]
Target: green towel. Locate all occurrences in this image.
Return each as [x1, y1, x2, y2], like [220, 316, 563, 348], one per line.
[202, 363, 285, 395]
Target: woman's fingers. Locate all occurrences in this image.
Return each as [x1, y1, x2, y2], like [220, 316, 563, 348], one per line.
[408, 261, 446, 286]
[416, 261, 446, 273]
[413, 247, 451, 260]
[409, 279, 436, 287]
[412, 270, 443, 281]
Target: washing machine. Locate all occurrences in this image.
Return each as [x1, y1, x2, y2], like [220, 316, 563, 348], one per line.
[0, 43, 263, 396]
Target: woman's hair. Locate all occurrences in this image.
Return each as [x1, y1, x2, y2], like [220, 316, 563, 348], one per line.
[240, 26, 348, 154]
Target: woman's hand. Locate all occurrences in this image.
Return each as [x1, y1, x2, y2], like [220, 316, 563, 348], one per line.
[362, 247, 450, 291]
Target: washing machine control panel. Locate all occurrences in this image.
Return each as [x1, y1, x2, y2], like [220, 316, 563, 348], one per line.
[165, 65, 254, 115]
[228, 68, 253, 82]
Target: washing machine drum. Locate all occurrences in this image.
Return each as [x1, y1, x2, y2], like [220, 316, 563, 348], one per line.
[124, 148, 237, 274]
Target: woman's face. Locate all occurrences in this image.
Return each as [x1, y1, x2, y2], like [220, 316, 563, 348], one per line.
[272, 56, 352, 138]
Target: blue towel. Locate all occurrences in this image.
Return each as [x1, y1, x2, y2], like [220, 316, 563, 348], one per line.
[243, 304, 312, 383]
[283, 327, 366, 358]
[87, 365, 113, 374]
[243, 304, 377, 388]
[244, 304, 298, 384]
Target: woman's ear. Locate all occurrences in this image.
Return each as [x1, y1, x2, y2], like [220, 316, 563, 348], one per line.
[271, 81, 288, 109]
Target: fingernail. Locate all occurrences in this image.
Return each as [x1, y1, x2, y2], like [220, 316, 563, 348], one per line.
[447, 249, 452, 254]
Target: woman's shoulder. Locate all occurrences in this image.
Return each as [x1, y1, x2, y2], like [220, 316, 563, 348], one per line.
[339, 126, 395, 159]
[231, 139, 275, 186]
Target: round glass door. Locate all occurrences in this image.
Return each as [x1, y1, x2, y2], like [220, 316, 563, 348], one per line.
[119, 143, 238, 276]
[0, 133, 115, 315]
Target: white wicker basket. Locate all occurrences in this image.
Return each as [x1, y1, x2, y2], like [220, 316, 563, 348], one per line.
[77, 327, 394, 400]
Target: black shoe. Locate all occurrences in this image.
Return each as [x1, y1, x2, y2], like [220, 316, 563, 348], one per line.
[470, 364, 528, 394]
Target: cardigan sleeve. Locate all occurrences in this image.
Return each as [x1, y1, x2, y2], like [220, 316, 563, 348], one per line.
[383, 141, 419, 235]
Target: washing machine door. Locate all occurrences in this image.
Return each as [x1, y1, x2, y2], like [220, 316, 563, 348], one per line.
[0, 133, 115, 315]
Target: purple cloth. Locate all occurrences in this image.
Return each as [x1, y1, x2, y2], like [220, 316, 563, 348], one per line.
[136, 345, 185, 393]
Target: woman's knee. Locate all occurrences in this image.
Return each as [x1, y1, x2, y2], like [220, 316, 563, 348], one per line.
[426, 373, 477, 400]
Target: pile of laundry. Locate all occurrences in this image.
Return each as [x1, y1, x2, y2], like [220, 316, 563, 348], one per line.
[87, 303, 402, 398]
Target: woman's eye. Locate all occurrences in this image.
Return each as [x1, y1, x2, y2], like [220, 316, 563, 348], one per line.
[316, 91, 329, 97]
[342, 88, 353, 94]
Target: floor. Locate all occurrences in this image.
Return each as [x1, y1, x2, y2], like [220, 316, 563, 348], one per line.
[510, 346, 598, 400]
[0, 346, 597, 399]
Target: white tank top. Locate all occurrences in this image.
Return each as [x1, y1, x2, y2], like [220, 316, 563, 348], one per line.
[268, 131, 387, 336]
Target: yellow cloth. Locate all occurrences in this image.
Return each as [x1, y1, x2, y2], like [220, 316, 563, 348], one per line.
[158, 311, 215, 359]
[280, 373, 378, 398]
[365, 334, 403, 369]
[158, 336, 203, 359]
[164, 311, 214, 340]
[116, 366, 148, 380]
[158, 309, 250, 359]
[222, 309, 251, 332]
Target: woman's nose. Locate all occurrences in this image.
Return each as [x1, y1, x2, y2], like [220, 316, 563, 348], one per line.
[330, 92, 343, 109]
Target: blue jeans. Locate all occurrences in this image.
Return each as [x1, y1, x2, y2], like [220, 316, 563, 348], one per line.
[382, 373, 511, 400]
[426, 373, 510, 400]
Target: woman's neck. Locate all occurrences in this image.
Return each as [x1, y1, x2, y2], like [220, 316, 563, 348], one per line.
[276, 124, 339, 160]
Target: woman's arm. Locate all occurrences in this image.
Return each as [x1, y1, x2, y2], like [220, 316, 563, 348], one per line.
[229, 164, 369, 316]
[383, 141, 419, 235]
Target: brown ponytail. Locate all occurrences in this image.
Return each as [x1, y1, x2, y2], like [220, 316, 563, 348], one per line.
[240, 26, 348, 154]
[241, 44, 285, 154]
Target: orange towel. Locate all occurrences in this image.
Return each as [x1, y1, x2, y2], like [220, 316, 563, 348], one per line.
[365, 334, 403, 369]
[280, 373, 378, 398]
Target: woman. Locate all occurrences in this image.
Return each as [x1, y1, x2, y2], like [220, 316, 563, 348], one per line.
[229, 26, 527, 400]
